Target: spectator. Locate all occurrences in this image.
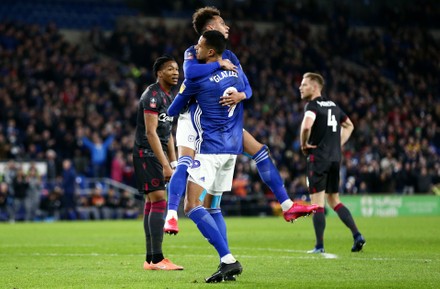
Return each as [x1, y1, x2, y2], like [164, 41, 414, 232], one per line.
[12, 168, 29, 221]
[39, 189, 62, 221]
[78, 127, 115, 178]
[0, 182, 12, 221]
[25, 163, 42, 221]
[46, 150, 58, 185]
[89, 184, 106, 219]
[111, 150, 125, 183]
[61, 160, 77, 220]
[416, 166, 433, 193]
[102, 188, 122, 219]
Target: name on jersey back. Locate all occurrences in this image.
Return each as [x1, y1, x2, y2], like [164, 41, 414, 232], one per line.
[210, 71, 238, 83]
[316, 100, 336, 107]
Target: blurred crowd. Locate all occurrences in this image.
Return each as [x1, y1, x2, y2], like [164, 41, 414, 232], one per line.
[0, 4, 439, 220]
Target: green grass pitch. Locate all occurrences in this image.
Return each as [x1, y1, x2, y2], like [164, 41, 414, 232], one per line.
[1, 216, 439, 288]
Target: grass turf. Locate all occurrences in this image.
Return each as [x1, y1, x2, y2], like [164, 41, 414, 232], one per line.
[1, 216, 439, 288]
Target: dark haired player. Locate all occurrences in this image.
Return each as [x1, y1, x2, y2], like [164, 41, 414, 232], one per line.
[299, 72, 366, 253]
[168, 29, 245, 283]
[133, 55, 183, 270]
[164, 6, 318, 235]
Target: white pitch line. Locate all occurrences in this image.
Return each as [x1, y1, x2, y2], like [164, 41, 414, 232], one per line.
[0, 252, 436, 263]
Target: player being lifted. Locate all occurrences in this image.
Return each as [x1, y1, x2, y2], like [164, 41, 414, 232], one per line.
[164, 6, 318, 235]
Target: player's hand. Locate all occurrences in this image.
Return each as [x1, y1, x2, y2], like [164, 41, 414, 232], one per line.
[219, 91, 246, 108]
[163, 165, 173, 182]
[301, 143, 317, 156]
[218, 59, 237, 73]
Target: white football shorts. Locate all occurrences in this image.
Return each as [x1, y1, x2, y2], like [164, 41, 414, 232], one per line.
[187, 154, 237, 194]
[175, 111, 197, 150]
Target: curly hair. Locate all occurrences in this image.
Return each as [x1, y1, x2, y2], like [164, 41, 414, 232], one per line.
[192, 6, 221, 35]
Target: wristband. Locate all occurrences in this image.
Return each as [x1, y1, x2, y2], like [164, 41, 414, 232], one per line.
[170, 161, 178, 169]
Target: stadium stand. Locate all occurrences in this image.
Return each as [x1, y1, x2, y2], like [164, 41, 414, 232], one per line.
[0, 1, 438, 221]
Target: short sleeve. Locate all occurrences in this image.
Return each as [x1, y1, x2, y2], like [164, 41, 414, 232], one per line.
[142, 87, 162, 115]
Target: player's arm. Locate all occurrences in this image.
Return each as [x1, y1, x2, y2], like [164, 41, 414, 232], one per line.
[183, 47, 236, 79]
[341, 116, 354, 147]
[300, 110, 317, 156]
[228, 51, 252, 98]
[167, 132, 177, 169]
[220, 66, 252, 107]
[144, 112, 173, 181]
[219, 51, 252, 106]
[167, 80, 198, 116]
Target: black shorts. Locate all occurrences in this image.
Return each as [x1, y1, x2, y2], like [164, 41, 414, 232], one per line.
[133, 155, 166, 194]
[306, 160, 340, 194]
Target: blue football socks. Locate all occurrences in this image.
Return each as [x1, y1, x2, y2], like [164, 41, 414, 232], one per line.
[252, 145, 289, 203]
[187, 205, 230, 258]
[167, 156, 193, 211]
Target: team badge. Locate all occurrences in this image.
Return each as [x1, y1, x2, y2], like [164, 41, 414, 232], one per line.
[149, 97, 157, 108]
[191, 160, 201, 168]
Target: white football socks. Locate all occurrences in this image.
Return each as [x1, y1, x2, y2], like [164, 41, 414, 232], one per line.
[281, 200, 294, 211]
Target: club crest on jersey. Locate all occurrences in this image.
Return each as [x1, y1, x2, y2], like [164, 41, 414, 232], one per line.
[149, 97, 157, 108]
[191, 160, 201, 168]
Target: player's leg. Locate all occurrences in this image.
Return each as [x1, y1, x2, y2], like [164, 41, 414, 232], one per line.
[203, 192, 237, 282]
[165, 112, 196, 234]
[185, 154, 242, 282]
[308, 190, 326, 253]
[134, 156, 182, 270]
[164, 145, 194, 234]
[306, 161, 327, 253]
[327, 193, 365, 251]
[133, 156, 154, 268]
[326, 163, 365, 252]
[242, 130, 317, 221]
[203, 192, 228, 246]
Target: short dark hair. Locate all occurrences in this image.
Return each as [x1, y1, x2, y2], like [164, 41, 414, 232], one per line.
[152, 55, 175, 78]
[192, 6, 221, 35]
[202, 30, 227, 56]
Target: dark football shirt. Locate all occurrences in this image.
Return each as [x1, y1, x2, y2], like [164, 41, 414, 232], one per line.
[133, 82, 174, 157]
[304, 96, 348, 162]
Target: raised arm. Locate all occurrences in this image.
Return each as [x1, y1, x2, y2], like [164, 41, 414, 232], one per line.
[183, 47, 237, 80]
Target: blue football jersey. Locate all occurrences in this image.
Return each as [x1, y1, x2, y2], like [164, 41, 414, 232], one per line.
[168, 66, 247, 155]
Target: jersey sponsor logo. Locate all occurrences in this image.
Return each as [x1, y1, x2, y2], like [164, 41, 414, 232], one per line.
[179, 83, 186, 94]
[210, 71, 238, 83]
[317, 100, 336, 107]
[149, 97, 157, 108]
[191, 160, 201, 168]
[158, 112, 173, 122]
